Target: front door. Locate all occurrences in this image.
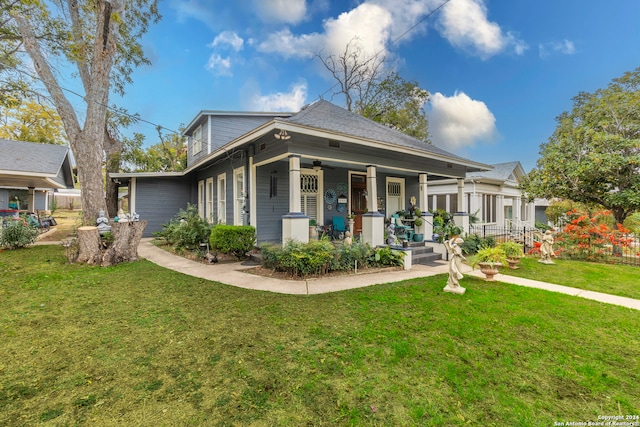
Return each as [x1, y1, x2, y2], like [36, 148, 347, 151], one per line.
[350, 173, 367, 235]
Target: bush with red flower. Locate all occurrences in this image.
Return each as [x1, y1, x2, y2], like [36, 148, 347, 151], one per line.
[551, 209, 636, 262]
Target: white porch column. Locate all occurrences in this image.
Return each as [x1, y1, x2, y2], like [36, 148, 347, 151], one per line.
[282, 155, 309, 244]
[526, 201, 536, 227]
[453, 179, 469, 234]
[362, 165, 384, 247]
[456, 179, 465, 213]
[27, 187, 36, 212]
[514, 196, 522, 224]
[496, 195, 505, 227]
[417, 173, 432, 239]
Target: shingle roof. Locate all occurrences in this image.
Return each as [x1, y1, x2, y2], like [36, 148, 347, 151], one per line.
[467, 161, 522, 182]
[0, 138, 70, 174]
[284, 99, 474, 162]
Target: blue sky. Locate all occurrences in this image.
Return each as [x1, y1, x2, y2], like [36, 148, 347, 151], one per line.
[115, 0, 640, 171]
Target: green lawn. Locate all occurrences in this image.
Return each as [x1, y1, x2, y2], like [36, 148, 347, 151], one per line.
[1, 245, 639, 426]
[500, 256, 640, 300]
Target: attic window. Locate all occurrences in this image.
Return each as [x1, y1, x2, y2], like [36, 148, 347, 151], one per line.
[328, 140, 340, 148]
[192, 125, 203, 155]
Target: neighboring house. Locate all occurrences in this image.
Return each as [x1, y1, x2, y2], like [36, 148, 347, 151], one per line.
[427, 161, 549, 227]
[110, 100, 492, 245]
[0, 139, 75, 212]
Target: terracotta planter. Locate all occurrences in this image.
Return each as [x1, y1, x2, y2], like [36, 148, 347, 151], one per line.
[478, 262, 502, 281]
[506, 257, 521, 269]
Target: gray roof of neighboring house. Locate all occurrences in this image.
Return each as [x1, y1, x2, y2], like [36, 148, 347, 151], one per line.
[284, 99, 474, 162]
[0, 138, 74, 189]
[467, 161, 523, 182]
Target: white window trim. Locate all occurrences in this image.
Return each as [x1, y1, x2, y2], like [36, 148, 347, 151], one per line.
[233, 166, 244, 226]
[197, 180, 205, 219]
[192, 125, 202, 156]
[206, 177, 214, 223]
[217, 173, 226, 224]
[300, 168, 323, 226]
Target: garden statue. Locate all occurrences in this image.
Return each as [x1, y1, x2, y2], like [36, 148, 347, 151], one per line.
[443, 237, 466, 295]
[386, 221, 396, 245]
[130, 211, 140, 222]
[538, 230, 556, 264]
[96, 210, 112, 235]
[344, 231, 352, 245]
[118, 208, 129, 222]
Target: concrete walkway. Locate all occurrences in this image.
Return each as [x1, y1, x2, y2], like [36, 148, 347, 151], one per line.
[137, 239, 640, 311]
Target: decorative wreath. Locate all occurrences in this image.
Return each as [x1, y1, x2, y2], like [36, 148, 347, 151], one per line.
[324, 188, 337, 204]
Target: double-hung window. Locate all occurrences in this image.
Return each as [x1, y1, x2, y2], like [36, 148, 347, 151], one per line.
[192, 125, 202, 155]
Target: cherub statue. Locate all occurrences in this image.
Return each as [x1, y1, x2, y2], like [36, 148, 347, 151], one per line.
[344, 231, 352, 245]
[443, 237, 466, 294]
[96, 209, 112, 235]
[386, 221, 396, 245]
[534, 229, 556, 264]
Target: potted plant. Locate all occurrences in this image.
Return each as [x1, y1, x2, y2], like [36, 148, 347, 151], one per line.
[413, 216, 424, 242]
[470, 246, 507, 281]
[498, 241, 524, 269]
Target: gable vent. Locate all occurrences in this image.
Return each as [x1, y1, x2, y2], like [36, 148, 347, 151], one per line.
[328, 140, 340, 148]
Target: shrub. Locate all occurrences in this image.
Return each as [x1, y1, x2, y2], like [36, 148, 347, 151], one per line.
[209, 225, 256, 259]
[154, 204, 212, 252]
[369, 246, 405, 267]
[261, 240, 335, 277]
[554, 209, 633, 262]
[460, 234, 496, 255]
[498, 240, 524, 259]
[335, 241, 371, 271]
[0, 220, 39, 249]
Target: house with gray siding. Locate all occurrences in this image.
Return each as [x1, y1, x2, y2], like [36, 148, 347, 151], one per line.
[0, 139, 75, 212]
[426, 161, 550, 227]
[111, 100, 492, 246]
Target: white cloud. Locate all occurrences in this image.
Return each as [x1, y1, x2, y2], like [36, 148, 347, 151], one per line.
[257, 3, 392, 60]
[256, 0, 525, 64]
[210, 31, 244, 52]
[257, 28, 323, 59]
[249, 82, 308, 111]
[170, 0, 216, 28]
[206, 54, 233, 76]
[436, 0, 527, 59]
[428, 91, 497, 150]
[538, 39, 576, 58]
[253, 0, 308, 25]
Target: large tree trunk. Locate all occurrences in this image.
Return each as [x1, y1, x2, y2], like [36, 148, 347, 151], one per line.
[75, 221, 147, 266]
[105, 129, 122, 218]
[101, 221, 147, 266]
[77, 226, 102, 264]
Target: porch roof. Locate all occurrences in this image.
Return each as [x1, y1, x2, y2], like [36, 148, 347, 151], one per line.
[0, 139, 75, 189]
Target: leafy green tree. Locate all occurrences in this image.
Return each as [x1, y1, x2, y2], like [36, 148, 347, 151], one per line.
[521, 68, 640, 224]
[120, 127, 187, 172]
[4, 0, 160, 225]
[356, 72, 430, 142]
[0, 99, 68, 144]
[317, 39, 430, 142]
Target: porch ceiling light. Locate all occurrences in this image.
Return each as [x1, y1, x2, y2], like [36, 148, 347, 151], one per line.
[274, 129, 291, 140]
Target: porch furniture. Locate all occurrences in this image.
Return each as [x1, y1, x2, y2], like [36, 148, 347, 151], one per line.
[392, 214, 413, 241]
[332, 216, 348, 240]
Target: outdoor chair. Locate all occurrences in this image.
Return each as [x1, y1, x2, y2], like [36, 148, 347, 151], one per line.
[332, 216, 348, 240]
[392, 214, 413, 241]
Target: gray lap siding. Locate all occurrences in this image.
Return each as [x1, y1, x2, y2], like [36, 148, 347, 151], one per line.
[135, 176, 194, 237]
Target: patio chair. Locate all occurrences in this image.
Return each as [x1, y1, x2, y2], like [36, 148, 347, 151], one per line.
[392, 214, 413, 240]
[332, 216, 348, 240]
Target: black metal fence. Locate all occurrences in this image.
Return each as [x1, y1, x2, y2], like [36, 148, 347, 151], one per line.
[468, 225, 640, 267]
